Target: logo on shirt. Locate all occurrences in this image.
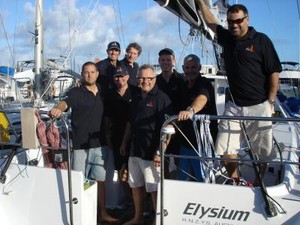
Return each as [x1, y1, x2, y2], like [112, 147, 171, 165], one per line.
[146, 100, 154, 107]
[245, 44, 254, 53]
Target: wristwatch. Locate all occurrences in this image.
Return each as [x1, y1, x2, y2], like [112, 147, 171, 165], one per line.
[186, 106, 195, 114]
[268, 99, 275, 104]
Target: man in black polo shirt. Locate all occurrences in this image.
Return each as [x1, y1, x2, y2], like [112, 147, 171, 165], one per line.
[120, 64, 173, 225]
[198, 2, 282, 185]
[120, 42, 142, 86]
[96, 41, 121, 95]
[177, 54, 218, 181]
[49, 62, 117, 223]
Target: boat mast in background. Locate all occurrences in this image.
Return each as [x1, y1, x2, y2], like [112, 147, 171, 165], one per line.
[34, 0, 44, 99]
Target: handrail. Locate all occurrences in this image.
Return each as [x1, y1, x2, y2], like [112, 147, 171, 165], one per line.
[159, 113, 300, 224]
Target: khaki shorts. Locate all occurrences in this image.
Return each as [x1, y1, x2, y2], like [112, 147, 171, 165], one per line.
[128, 157, 160, 192]
[72, 147, 108, 181]
[215, 100, 276, 160]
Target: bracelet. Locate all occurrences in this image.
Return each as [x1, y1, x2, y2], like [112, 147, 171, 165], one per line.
[186, 106, 195, 114]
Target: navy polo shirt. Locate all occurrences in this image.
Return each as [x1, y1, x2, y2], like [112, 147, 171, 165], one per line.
[103, 85, 138, 149]
[120, 58, 139, 86]
[156, 70, 185, 113]
[129, 85, 173, 160]
[217, 25, 282, 106]
[96, 58, 121, 96]
[64, 84, 103, 149]
[180, 75, 218, 147]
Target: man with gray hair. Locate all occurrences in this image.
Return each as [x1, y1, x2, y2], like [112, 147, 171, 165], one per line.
[177, 54, 218, 181]
[120, 64, 173, 225]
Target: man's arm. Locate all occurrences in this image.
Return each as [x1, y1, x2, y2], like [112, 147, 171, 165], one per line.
[197, 0, 218, 33]
[49, 101, 68, 118]
[178, 95, 208, 121]
[120, 122, 131, 156]
[268, 72, 280, 104]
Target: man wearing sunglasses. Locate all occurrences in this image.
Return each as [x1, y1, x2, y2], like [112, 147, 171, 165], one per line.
[198, 1, 282, 185]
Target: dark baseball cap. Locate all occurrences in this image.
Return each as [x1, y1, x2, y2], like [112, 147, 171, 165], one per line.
[107, 41, 121, 51]
[113, 65, 129, 76]
[184, 54, 201, 65]
[158, 48, 175, 57]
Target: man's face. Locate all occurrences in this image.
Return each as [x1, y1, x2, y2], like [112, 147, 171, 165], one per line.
[158, 54, 175, 73]
[137, 68, 156, 94]
[227, 10, 249, 39]
[107, 48, 120, 61]
[82, 64, 99, 86]
[113, 75, 129, 88]
[126, 47, 139, 64]
[182, 60, 200, 81]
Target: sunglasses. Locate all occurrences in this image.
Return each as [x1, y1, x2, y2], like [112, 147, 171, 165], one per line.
[227, 16, 248, 25]
[114, 75, 126, 80]
[137, 77, 156, 81]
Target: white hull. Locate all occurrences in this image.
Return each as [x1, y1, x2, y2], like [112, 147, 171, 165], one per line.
[0, 164, 97, 225]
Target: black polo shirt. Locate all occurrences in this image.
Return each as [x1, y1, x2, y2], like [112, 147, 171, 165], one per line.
[156, 69, 185, 113]
[217, 25, 282, 106]
[96, 58, 121, 96]
[65, 84, 103, 149]
[180, 75, 218, 147]
[129, 85, 173, 160]
[103, 85, 138, 168]
[120, 58, 139, 86]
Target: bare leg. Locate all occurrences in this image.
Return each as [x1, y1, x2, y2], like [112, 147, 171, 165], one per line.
[222, 154, 239, 178]
[97, 181, 118, 223]
[150, 191, 157, 225]
[253, 163, 267, 186]
[123, 186, 144, 225]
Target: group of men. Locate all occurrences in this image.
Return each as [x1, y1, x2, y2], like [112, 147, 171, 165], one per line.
[50, 2, 282, 224]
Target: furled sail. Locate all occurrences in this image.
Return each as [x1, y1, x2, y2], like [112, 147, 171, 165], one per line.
[154, 0, 229, 41]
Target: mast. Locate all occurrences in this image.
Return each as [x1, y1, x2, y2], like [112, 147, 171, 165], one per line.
[34, 0, 44, 99]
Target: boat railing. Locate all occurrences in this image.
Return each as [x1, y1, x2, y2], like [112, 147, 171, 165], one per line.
[159, 113, 300, 223]
[0, 109, 75, 225]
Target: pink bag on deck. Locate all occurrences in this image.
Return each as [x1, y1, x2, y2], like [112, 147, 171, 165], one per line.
[46, 119, 68, 169]
[35, 110, 53, 168]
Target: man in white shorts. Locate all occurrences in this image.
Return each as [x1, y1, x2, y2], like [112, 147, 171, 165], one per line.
[120, 64, 173, 225]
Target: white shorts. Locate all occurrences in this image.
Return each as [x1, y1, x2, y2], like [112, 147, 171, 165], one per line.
[128, 157, 160, 192]
[215, 100, 276, 160]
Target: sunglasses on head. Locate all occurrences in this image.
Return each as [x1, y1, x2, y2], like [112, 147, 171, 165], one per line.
[227, 16, 248, 25]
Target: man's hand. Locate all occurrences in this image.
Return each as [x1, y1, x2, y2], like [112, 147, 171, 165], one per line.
[50, 108, 63, 118]
[178, 110, 194, 121]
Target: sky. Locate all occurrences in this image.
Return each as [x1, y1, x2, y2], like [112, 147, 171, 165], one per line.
[0, 0, 299, 73]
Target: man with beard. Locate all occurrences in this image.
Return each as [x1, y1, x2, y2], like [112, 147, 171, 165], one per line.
[50, 62, 118, 224]
[198, 1, 281, 185]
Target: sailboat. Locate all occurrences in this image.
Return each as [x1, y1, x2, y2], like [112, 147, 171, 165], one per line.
[0, 0, 299, 224]
[152, 1, 300, 225]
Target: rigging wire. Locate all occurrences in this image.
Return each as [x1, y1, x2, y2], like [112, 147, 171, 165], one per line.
[116, 0, 126, 49]
[0, 14, 15, 66]
[59, 0, 100, 70]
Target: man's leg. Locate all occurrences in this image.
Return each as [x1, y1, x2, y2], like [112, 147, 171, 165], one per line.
[97, 181, 118, 223]
[222, 154, 239, 178]
[123, 186, 144, 225]
[245, 101, 275, 186]
[215, 101, 242, 181]
[150, 191, 157, 225]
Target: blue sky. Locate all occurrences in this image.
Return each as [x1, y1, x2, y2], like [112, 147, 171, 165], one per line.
[0, 0, 299, 72]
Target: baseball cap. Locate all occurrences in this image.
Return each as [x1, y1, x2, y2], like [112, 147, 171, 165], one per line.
[183, 54, 201, 65]
[113, 65, 129, 76]
[107, 41, 121, 51]
[158, 48, 175, 57]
